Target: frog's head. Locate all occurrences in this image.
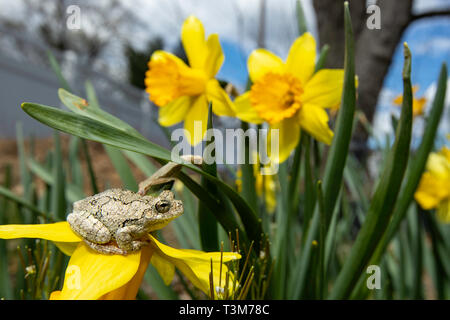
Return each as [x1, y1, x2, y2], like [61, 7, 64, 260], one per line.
[145, 190, 183, 232]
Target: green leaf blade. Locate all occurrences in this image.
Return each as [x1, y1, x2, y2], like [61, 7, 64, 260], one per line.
[351, 62, 448, 299]
[289, 1, 356, 299]
[198, 104, 219, 252]
[330, 43, 413, 299]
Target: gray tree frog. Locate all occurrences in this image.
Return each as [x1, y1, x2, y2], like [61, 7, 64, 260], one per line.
[67, 189, 183, 255]
[67, 157, 203, 255]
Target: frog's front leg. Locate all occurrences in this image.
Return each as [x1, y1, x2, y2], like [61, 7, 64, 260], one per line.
[67, 212, 111, 244]
[137, 162, 180, 196]
[67, 212, 124, 254]
[138, 155, 203, 195]
[115, 225, 150, 253]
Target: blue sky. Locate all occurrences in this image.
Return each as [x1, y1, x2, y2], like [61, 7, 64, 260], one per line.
[372, 17, 450, 149]
[217, 40, 248, 91]
[383, 18, 450, 98]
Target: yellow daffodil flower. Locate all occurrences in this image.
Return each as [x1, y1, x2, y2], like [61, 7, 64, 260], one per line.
[255, 173, 277, 213]
[415, 147, 450, 223]
[236, 157, 277, 213]
[145, 16, 235, 145]
[234, 32, 344, 163]
[393, 85, 427, 117]
[0, 222, 240, 299]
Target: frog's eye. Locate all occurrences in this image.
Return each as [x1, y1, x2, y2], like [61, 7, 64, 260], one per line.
[155, 200, 171, 213]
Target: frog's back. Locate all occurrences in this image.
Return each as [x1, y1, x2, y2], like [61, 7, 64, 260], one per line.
[74, 188, 154, 233]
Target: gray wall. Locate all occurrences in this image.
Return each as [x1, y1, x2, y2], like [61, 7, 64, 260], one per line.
[0, 52, 171, 149]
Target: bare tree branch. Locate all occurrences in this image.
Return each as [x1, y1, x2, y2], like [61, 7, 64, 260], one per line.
[411, 10, 450, 21]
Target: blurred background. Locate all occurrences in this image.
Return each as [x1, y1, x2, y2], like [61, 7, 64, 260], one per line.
[0, 0, 449, 181]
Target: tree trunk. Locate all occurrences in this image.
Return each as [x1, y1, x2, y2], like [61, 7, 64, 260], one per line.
[313, 0, 413, 156]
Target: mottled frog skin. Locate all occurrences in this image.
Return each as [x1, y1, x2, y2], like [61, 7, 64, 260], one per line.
[67, 189, 183, 255]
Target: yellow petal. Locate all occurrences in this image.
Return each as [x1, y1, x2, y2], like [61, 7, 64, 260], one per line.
[234, 92, 264, 124]
[286, 32, 316, 84]
[204, 34, 224, 78]
[269, 117, 301, 163]
[298, 104, 333, 145]
[393, 87, 411, 106]
[57, 242, 141, 300]
[0, 222, 80, 242]
[441, 146, 450, 162]
[150, 235, 240, 263]
[150, 50, 188, 69]
[206, 79, 236, 117]
[415, 172, 449, 210]
[49, 291, 61, 300]
[393, 94, 403, 106]
[151, 251, 175, 285]
[426, 152, 450, 180]
[437, 199, 450, 223]
[159, 96, 193, 126]
[302, 69, 345, 108]
[265, 184, 277, 213]
[149, 235, 240, 297]
[393, 84, 427, 117]
[181, 16, 207, 69]
[184, 94, 208, 145]
[414, 181, 441, 210]
[413, 97, 426, 117]
[255, 169, 277, 213]
[248, 49, 284, 83]
[265, 175, 277, 213]
[54, 242, 79, 256]
[100, 246, 153, 300]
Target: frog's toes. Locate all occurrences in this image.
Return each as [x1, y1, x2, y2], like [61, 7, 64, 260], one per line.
[127, 240, 150, 252]
[116, 234, 150, 252]
[83, 240, 129, 255]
